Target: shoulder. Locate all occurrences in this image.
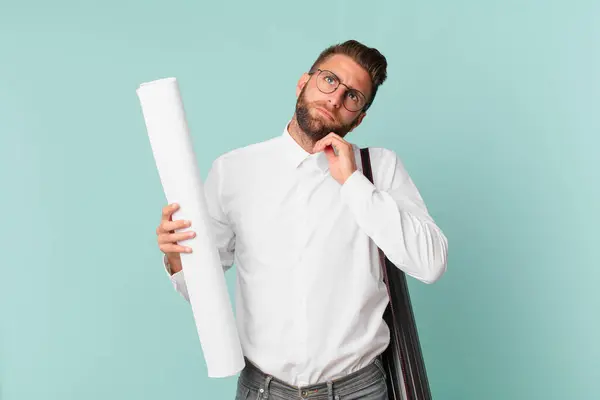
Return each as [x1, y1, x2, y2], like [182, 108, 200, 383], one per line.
[356, 145, 411, 189]
[210, 135, 282, 172]
[360, 146, 401, 162]
[358, 145, 406, 172]
[217, 135, 281, 164]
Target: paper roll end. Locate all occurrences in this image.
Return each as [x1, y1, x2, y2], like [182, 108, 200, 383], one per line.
[207, 358, 246, 378]
[137, 77, 178, 91]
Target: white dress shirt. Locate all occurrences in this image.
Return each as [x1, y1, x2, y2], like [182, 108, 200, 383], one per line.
[164, 123, 448, 386]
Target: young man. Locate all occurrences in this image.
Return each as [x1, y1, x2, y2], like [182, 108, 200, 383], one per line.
[156, 40, 448, 399]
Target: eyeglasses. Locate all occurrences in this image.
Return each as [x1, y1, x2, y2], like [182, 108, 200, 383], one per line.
[308, 69, 369, 112]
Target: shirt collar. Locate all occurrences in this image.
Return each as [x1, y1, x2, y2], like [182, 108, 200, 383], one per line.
[281, 123, 330, 173]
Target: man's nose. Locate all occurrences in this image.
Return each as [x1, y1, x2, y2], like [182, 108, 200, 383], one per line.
[327, 88, 345, 108]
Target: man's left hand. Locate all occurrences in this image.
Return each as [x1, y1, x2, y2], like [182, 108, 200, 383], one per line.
[313, 133, 358, 185]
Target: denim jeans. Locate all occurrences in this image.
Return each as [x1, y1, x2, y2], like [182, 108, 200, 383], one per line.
[235, 357, 388, 400]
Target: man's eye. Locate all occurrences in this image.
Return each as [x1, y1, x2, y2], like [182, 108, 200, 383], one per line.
[325, 76, 337, 85]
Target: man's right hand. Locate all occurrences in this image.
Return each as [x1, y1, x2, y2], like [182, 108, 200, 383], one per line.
[156, 203, 195, 275]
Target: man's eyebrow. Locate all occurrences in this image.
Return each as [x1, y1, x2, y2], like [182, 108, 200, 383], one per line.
[330, 70, 354, 89]
[328, 69, 369, 100]
[328, 69, 363, 94]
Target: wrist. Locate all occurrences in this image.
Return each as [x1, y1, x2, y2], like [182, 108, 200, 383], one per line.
[166, 254, 183, 274]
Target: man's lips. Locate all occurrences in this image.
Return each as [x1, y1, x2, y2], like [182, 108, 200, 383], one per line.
[315, 107, 335, 122]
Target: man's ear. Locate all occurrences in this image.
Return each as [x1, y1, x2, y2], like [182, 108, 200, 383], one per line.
[349, 112, 367, 132]
[296, 73, 310, 98]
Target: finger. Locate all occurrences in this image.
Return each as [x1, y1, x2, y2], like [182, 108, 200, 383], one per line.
[162, 219, 192, 233]
[158, 231, 196, 245]
[161, 203, 179, 221]
[328, 136, 352, 155]
[159, 243, 193, 254]
[315, 135, 349, 154]
[324, 145, 337, 161]
[314, 136, 334, 152]
[315, 132, 347, 148]
[327, 134, 349, 148]
[156, 219, 190, 235]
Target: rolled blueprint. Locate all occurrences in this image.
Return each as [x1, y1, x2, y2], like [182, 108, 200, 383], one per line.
[136, 77, 245, 378]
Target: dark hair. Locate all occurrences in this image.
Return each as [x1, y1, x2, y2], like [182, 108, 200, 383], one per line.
[308, 40, 387, 111]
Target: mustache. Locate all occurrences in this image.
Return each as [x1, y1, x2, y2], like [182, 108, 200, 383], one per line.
[310, 103, 341, 122]
[310, 102, 336, 113]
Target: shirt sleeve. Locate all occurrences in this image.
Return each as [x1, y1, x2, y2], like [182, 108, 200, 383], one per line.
[163, 155, 236, 302]
[163, 254, 190, 302]
[339, 147, 448, 284]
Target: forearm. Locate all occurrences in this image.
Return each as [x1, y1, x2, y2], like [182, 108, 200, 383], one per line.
[341, 170, 448, 284]
[371, 200, 448, 283]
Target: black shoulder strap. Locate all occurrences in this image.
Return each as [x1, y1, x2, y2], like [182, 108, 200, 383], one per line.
[359, 147, 433, 400]
[360, 147, 374, 184]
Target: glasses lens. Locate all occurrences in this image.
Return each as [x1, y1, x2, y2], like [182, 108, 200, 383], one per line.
[344, 90, 366, 112]
[317, 71, 338, 93]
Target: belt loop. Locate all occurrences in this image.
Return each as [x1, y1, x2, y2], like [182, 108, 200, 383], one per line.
[327, 381, 333, 400]
[373, 357, 387, 380]
[259, 375, 273, 399]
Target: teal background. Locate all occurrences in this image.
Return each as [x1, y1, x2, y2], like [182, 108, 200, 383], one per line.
[1, 0, 598, 399]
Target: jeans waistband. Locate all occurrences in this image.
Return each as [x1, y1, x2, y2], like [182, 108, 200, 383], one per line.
[238, 356, 387, 400]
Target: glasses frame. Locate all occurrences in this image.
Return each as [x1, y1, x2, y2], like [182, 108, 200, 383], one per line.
[308, 68, 370, 112]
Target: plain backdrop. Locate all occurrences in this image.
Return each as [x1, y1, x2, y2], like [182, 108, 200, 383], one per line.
[0, 0, 598, 399]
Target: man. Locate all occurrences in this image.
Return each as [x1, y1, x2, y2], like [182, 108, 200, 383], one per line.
[155, 40, 448, 399]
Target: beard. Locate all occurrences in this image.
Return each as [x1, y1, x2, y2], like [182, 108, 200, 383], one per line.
[295, 86, 357, 142]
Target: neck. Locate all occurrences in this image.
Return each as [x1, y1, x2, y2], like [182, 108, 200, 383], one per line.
[288, 115, 317, 154]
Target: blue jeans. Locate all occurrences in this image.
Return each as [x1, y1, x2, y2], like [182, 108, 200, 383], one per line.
[235, 357, 388, 400]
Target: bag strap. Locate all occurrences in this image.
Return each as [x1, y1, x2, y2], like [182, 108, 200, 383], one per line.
[359, 147, 433, 400]
[359, 147, 390, 286]
[360, 147, 374, 187]
[360, 147, 407, 395]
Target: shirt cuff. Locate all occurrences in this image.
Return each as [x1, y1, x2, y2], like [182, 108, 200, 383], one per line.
[163, 254, 189, 301]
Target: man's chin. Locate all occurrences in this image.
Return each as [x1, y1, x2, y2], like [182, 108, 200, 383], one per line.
[305, 121, 335, 140]
[296, 106, 344, 140]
